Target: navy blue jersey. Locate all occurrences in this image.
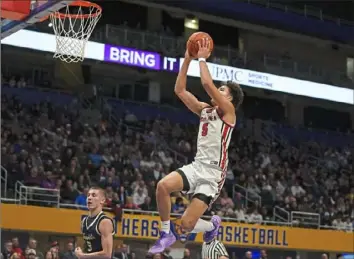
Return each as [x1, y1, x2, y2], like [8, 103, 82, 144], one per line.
[81, 211, 115, 254]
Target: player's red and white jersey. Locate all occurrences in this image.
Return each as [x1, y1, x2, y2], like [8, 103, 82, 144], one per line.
[194, 107, 234, 171]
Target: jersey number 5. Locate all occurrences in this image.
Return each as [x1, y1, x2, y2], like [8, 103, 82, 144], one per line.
[201, 123, 209, 136]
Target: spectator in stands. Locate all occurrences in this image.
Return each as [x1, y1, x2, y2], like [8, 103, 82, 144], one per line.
[11, 238, 23, 259]
[140, 196, 153, 211]
[132, 187, 147, 206]
[41, 171, 56, 189]
[75, 187, 88, 208]
[259, 250, 267, 259]
[24, 167, 42, 187]
[60, 242, 75, 259]
[182, 249, 191, 259]
[9, 76, 16, 87]
[171, 197, 186, 214]
[124, 196, 139, 210]
[234, 204, 246, 222]
[114, 244, 132, 259]
[244, 251, 252, 259]
[17, 77, 27, 88]
[248, 209, 263, 224]
[88, 148, 103, 167]
[25, 250, 36, 259]
[46, 242, 59, 259]
[2, 241, 13, 259]
[219, 189, 235, 211]
[162, 248, 173, 259]
[291, 180, 306, 197]
[25, 238, 43, 259]
[60, 179, 79, 203]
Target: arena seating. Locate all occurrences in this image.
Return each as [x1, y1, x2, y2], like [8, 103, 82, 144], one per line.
[1, 76, 353, 234]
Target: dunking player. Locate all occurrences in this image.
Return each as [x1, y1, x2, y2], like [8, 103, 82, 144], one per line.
[75, 187, 115, 259]
[148, 38, 244, 254]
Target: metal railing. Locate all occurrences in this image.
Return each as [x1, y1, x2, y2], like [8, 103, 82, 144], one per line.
[273, 206, 290, 222]
[1, 166, 8, 198]
[291, 211, 321, 228]
[103, 25, 351, 88]
[122, 209, 290, 226]
[15, 181, 60, 207]
[233, 183, 262, 209]
[246, 0, 354, 26]
[104, 25, 247, 65]
[320, 224, 353, 232]
[123, 209, 354, 232]
[263, 55, 352, 88]
[0, 196, 352, 232]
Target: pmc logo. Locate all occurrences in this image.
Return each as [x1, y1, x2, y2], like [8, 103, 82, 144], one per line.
[212, 64, 246, 82]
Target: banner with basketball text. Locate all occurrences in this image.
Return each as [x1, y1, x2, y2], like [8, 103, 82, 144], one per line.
[1, 204, 353, 252]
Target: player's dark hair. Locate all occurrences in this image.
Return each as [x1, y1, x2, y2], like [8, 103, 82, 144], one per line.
[221, 81, 244, 109]
[89, 186, 106, 198]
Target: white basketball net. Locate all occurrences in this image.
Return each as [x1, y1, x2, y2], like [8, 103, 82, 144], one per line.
[50, 3, 102, 63]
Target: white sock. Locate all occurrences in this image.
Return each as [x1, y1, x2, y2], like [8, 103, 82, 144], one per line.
[191, 219, 214, 233]
[161, 220, 170, 233]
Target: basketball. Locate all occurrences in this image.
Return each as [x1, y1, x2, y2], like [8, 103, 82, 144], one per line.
[187, 32, 214, 57]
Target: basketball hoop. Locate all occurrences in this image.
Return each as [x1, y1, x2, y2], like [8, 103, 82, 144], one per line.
[49, 1, 102, 63]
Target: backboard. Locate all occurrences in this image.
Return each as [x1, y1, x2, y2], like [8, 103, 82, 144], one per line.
[1, 0, 75, 39]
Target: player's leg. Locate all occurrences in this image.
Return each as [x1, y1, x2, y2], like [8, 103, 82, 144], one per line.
[180, 194, 214, 232]
[156, 171, 185, 231]
[180, 189, 221, 243]
[180, 165, 224, 242]
[149, 166, 195, 254]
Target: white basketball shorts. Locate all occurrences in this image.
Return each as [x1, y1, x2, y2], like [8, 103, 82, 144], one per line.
[177, 160, 226, 202]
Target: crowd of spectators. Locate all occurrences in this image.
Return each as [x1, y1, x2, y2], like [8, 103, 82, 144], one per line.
[1, 235, 204, 259]
[1, 76, 353, 233]
[1, 236, 142, 259]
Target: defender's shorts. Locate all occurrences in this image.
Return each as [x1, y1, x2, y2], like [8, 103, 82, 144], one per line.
[177, 161, 226, 204]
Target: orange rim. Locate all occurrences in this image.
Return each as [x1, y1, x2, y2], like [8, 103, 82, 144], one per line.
[51, 0, 101, 19]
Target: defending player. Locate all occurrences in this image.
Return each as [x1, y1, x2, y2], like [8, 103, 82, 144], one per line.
[75, 187, 115, 259]
[148, 38, 244, 254]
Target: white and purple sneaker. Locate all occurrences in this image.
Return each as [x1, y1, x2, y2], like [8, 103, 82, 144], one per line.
[148, 231, 177, 254]
[203, 215, 221, 243]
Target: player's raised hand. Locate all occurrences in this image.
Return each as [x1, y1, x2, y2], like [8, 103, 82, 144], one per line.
[197, 38, 211, 59]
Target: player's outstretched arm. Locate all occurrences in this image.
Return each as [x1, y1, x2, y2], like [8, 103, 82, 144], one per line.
[175, 50, 209, 116]
[197, 39, 234, 115]
[75, 219, 114, 259]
